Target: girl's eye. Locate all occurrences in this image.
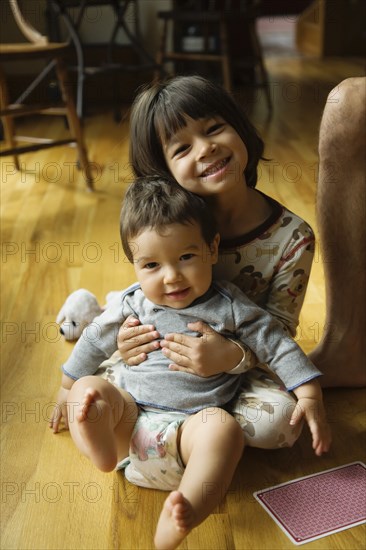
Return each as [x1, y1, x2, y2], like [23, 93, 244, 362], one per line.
[207, 123, 224, 134]
[173, 144, 189, 157]
[144, 262, 158, 269]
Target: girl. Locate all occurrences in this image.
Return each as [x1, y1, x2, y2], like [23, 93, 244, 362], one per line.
[119, 75, 315, 378]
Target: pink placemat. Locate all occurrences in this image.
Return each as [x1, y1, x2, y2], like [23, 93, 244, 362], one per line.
[254, 462, 366, 545]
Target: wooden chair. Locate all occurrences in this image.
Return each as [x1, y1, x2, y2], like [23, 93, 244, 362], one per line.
[156, 0, 272, 113]
[47, 0, 161, 120]
[0, 0, 94, 190]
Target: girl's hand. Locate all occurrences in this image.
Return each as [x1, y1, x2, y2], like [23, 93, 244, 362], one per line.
[117, 316, 160, 366]
[290, 397, 332, 456]
[160, 321, 243, 377]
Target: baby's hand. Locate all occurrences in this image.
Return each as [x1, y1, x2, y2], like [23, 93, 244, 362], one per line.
[49, 387, 70, 433]
[290, 397, 331, 456]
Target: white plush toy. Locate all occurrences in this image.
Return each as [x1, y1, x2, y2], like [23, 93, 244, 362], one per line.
[56, 289, 103, 341]
[56, 288, 123, 341]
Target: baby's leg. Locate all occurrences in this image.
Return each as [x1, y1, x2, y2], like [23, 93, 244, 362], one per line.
[154, 408, 244, 550]
[68, 376, 138, 472]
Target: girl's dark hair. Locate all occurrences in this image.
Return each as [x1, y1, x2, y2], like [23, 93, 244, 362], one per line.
[129, 75, 264, 188]
[120, 176, 218, 263]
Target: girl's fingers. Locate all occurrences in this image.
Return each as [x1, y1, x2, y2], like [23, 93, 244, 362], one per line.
[119, 323, 157, 340]
[168, 363, 196, 374]
[161, 345, 190, 368]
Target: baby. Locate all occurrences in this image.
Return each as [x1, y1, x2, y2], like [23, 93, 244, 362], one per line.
[51, 177, 331, 550]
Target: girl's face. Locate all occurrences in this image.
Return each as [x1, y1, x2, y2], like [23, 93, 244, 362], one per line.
[162, 116, 248, 196]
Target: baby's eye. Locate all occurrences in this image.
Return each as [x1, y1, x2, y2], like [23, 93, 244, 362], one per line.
[180, 253, 195, 261]
[144, 262, 159, 270]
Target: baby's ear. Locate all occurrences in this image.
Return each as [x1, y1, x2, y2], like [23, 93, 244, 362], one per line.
[210, 233, 220, 263]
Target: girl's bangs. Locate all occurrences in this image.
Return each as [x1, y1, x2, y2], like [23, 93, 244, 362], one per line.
[154, 85, 218, 142]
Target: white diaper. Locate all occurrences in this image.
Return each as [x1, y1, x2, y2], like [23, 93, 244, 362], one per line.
[116, 406, 187, 491]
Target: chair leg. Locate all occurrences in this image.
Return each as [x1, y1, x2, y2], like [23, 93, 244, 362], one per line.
[54, 56, 94, 190]
[155, 19, 168, 82]
[248, 20, 272, 114]
[220, 21, 231, 92]
[0, 65, 20, 170]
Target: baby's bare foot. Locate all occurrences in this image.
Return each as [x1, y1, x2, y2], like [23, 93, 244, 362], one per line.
[77, 387, 102, 422]
[75, 388, 117, 472]
[154, 491, 195, 550]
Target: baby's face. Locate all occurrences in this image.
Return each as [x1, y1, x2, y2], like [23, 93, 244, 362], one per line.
[130, 222, 219, 309]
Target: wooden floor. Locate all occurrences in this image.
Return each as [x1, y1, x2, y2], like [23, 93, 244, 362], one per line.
[1, 56, 365, 550]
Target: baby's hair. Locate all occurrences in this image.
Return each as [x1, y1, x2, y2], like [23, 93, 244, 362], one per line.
[129, 75, 264, 188]
[120, 176, 218, 263]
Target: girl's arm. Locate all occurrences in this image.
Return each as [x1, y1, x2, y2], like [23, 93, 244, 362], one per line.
[265, 224, 315, 336]
[161, 321, 255, 376]
[118, 317, 254, 376]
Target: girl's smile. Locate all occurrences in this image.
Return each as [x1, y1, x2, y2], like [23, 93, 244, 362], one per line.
[199, 156, 231, 179]
[164, 116, 248, 196]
